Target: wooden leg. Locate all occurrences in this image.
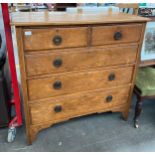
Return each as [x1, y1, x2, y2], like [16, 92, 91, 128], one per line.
[27, 122, 54, 145]
[26, 127, 38, 145]
[134, 97, 143, 128]
[122, 108, 129, 121]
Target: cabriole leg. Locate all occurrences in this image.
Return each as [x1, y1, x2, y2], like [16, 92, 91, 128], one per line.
[134, 97, 143, 128]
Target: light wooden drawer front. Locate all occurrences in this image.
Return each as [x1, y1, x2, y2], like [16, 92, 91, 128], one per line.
[25, 45, 138, 77]
[30, 86, 130, 124]
[92, 24, 142, 46]
[27, 66, 133, 100]
[23, 27, 88, 51]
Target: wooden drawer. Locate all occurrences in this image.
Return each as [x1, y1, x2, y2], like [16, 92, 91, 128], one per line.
[92, 24, 142, 46]
[25, 44, 138, 77]
[23, 27, 88, 51]
[27, 66, 133, 100]
[29, 86, 130, 124]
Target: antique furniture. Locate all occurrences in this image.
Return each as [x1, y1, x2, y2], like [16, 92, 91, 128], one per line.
[134, 67, 155, 128]
[11, 12, 149, 144]
[133, 21, 155, 128]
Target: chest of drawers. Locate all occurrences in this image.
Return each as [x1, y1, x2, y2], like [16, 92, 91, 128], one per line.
[11, 12, 149, 144]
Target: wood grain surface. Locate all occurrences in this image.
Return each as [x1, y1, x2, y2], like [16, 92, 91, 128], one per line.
[27, 66, 133, 100]
[23, 27, 88, 50]
[92, 24, 142, 45]
[25, 44, 138, 77]
[29, 85, 130, 124]
[11, 12, 150, 26]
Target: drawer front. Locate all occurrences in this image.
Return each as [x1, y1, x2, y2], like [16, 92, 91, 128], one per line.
[92, 24, 142, 46]
[23, 27, 88, 51]
[30, 86, 130, 124]
[25, 45, 138, 77]
[27, 66, 133, 100]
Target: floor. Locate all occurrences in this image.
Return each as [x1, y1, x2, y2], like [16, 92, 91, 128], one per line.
[1, 7, 155, 152]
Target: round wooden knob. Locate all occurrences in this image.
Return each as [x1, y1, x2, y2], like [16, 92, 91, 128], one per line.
[53, 81, 62, 90]
[53, 59, 62, 68]
[54, 105, 62, 113]
[114, 32, 122, 40]
[106, 95, 113, 102]
[53, 35, 62, 45]
[108, 73, 115, 81]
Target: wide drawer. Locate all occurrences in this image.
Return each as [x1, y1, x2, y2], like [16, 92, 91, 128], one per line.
[25, 44, 138, 77]
[27, 66, 133, 100]
[23, 27, 88, 51]
[29, 86, 130, 125]
[92, 24, 142, 46]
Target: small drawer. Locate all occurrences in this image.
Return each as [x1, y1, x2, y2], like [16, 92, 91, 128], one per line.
[92, 24, 142, 46]
[29, 86, 130, 124]
[23, 27, 88, 51]
[27, 66, 133, 100]
[25, 44, 138, 77]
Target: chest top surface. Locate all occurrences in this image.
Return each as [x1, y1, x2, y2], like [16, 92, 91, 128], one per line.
[11, 12, 150, 26]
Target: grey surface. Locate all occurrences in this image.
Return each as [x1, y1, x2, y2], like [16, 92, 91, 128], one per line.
[0, 95, 155, 152]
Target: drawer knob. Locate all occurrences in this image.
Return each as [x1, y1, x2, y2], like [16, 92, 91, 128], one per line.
[114, 32, 122, 40]
[53, 59, 62, 68]
[106, 95, 113, 102]
[53, 35, 62, 45]
[54, 105, 62, 113]
[108, 73, 115, 81]
[53, 81, 62, 90]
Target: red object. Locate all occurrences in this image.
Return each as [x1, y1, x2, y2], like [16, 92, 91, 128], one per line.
[1, 3, 22, 127]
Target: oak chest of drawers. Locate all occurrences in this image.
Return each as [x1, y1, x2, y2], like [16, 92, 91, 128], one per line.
[11, 12, 149, 144]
